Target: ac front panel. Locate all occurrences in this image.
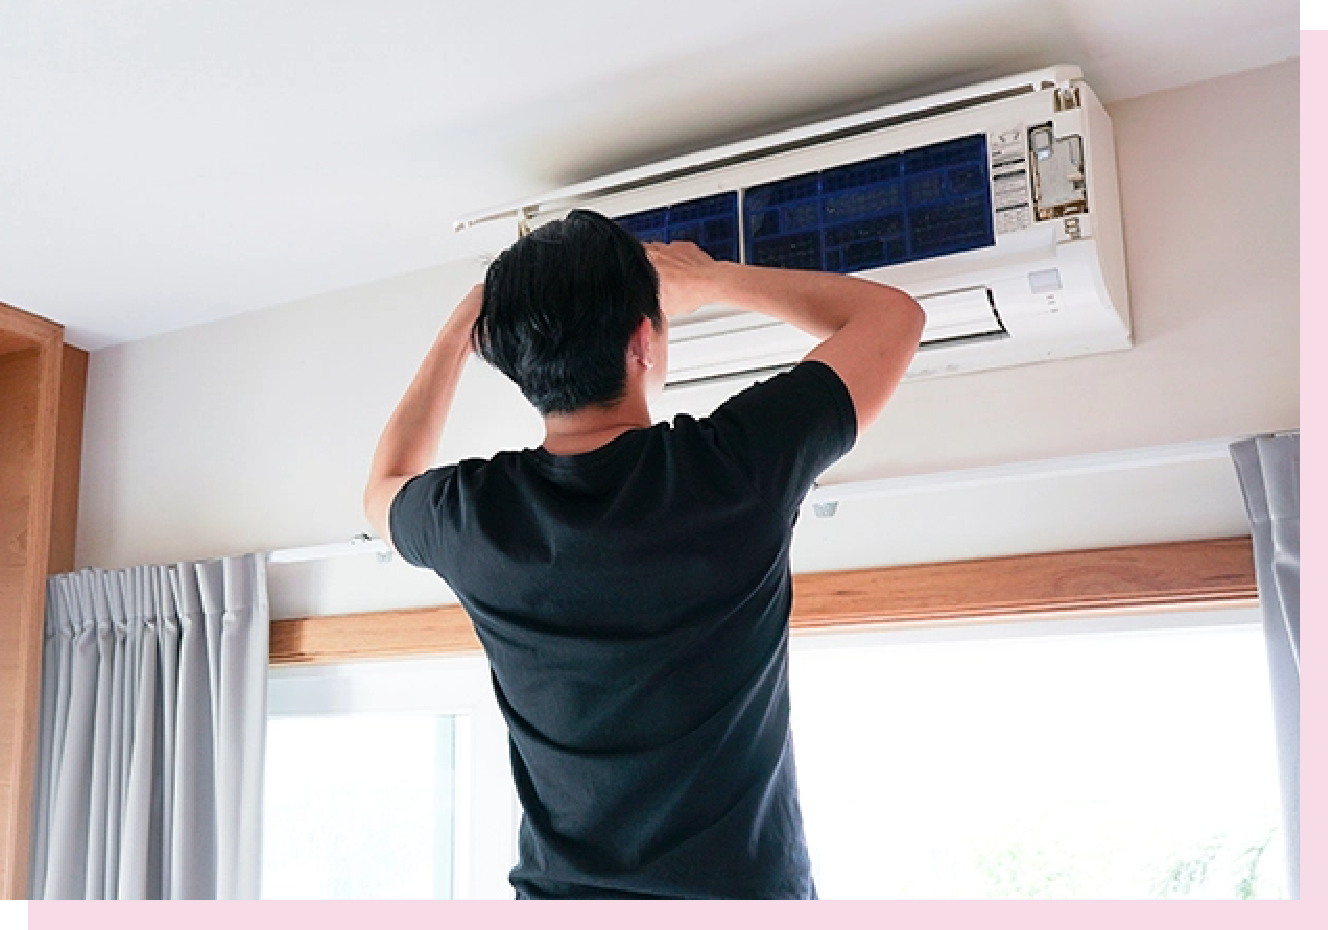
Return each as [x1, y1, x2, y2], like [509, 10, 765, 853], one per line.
[1079, 88, 1130, 335]
[667, 322, 815, 386]
[666, 242, 1130, 388]
[455, 66, 1086, 232]
[668, 285, 1007, 382]
[541, 83, 1099, 240]
[661, 220, 1126, 387]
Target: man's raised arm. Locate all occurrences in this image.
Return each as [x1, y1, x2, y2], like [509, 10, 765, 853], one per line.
[363, 283, 483, 549]
[647, 242, 926, 432]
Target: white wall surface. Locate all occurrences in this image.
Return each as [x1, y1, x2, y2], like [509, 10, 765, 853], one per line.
[75, 60, 1299, 618]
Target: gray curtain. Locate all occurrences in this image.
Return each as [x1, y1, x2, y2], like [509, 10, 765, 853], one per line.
[1230, 433, 1299, 900]
[28, 554, 269, 900]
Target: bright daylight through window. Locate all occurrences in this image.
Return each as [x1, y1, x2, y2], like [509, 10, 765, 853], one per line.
[791, 609, 1284, 899]
[262, 608, 1283, 899]
[263, 655, 517, 900]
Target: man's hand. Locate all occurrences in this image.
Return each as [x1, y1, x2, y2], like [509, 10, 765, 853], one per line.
[645, 241, 722, 319]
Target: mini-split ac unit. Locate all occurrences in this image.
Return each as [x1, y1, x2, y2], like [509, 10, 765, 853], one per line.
[455, 65, 1130, 391]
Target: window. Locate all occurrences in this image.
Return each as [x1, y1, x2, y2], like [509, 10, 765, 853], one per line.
[789, 608, 1285, 899]
[263, 713, 458, 898]
[262, 655, 519, 899]
[262, 606, 1284, 899]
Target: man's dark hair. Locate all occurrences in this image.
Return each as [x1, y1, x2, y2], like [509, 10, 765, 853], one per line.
[472, 209, 662, 415]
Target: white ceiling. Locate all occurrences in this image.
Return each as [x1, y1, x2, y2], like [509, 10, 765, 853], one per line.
[0, 0, 1299, 350]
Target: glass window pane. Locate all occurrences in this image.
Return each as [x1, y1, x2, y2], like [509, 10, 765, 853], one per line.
[790, 614, 1285, 899]
[262, 714, 457, 900]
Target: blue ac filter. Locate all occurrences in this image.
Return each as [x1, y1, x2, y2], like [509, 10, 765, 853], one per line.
[744, 134, 994, 274]
[614, 192, 739, 262]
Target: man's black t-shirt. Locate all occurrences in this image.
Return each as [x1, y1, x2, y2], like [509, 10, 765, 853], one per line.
[389, 360, 857, 899]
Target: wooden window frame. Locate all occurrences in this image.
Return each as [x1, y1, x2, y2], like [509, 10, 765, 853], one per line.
[270, 536, 1258, 666]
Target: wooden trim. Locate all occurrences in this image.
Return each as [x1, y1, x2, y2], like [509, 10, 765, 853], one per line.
[47, 345, 88, 575]
[270, 604, 481, 666]
[0, 302, 60, 345]
[270, 536, 1258, 666]
[0, 331, 36, 357]
[0, 302, 65, 900]
[789, 536, 1258, 631]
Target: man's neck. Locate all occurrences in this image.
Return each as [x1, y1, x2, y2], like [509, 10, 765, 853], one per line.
[542, 393, 653, 456]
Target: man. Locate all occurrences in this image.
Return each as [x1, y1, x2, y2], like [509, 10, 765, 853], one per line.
[363, 209, 925, 899]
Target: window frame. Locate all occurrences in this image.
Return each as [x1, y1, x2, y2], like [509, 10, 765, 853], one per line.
[268, 537, 1258, 665]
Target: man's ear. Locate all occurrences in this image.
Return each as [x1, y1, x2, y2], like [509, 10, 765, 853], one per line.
[627, 317, 656, 371]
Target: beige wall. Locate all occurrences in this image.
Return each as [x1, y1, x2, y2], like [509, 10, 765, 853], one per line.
[75, 59, 1299, 617]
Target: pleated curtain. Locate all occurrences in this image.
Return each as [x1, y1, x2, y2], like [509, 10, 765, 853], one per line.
[1229, 433, 1299, 900]
[29, 553, 269, 899]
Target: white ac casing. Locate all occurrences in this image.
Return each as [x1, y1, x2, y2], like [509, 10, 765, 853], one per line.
[456, 65, 1130, 391]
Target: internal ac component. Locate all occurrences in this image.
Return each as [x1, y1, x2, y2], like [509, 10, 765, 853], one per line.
[1028, 123, 1088, 219]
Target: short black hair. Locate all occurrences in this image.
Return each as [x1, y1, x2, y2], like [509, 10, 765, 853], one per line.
[472, 209, 661, 415]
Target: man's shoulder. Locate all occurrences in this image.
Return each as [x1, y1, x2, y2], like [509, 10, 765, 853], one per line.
[446, 448, 537, 477]
[702, 360, 854, 435]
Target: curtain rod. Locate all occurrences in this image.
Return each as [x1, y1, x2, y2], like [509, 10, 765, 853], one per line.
[266, 436, 1250, 565]
[268, 534, 390, 564]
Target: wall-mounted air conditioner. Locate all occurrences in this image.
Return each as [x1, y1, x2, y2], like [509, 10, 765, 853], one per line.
[455, 65, 1130, 390]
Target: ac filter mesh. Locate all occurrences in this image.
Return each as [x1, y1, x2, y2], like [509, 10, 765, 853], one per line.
[614, 133, 994, 274]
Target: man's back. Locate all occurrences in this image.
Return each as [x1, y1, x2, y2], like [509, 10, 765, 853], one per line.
[364, 214, 924, 898]
[390, 361, 856, 898]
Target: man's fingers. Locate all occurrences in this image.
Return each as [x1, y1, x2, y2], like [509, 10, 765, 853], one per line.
[646, 241, 710, 277]
[645, 240, 702, 255]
